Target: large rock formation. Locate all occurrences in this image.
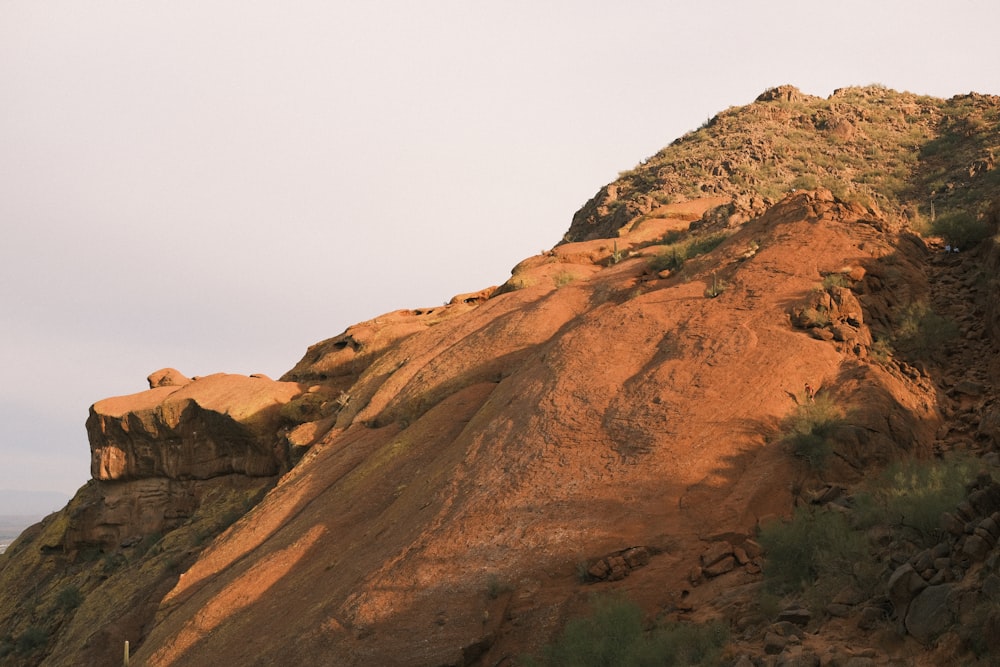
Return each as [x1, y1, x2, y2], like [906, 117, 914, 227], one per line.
[3, 85, 1000, 667]
[88, 372, 303, 481]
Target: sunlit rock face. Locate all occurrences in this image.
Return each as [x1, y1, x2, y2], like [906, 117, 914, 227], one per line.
[87, 372, 304, 481]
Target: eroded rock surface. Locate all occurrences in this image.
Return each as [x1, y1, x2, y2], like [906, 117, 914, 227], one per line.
[88, 372, 304, 481]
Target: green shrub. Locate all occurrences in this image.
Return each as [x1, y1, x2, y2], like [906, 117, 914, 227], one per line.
[895, 301, 958, 359]
[15, 626, 48, 654]
[821, 273, 848, 289]
[932, 211, 990, 249]
[686, 234, 727, 257]
[527, 595, 727, 667]
[648, 233, 728, 274]
[56, 585, 83, 612]
[758, 507, 870, 599]
[855, 456, 976, 545]
[781, 396, 844, 471]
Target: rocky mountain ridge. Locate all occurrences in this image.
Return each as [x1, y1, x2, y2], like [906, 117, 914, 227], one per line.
[1, 85, 999, 666]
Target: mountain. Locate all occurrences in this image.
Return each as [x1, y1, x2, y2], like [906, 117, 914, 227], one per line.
[1, 85, 999, 666]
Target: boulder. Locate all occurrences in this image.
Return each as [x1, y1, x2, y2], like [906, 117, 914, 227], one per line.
[888, 563, 927, 616]
[904, 584, 955, 644]
[147, 367, 192, 388]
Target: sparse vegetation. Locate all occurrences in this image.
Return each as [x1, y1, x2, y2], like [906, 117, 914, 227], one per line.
[55, 585, 83, 612]
[525, 594, 728, 667]
[553, 271, 576, 288]
[894, 301, 958, 359]
[486, 574, 513, 599]
[704, 272, 726, 298]
[758, 507, 871, 605]
[648, 233, 728, 274]
[821, 273, 849, 289]
[566, 85, 1000, 245]
[854, 456, 976, 546]
[759, 455, 985, 617]
[14, 625, 48, 654]
[780, 396, 845, 471]
[932, 211, 991, 250]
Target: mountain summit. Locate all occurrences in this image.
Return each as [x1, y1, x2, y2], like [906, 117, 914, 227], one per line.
[2, 85, 1000, 666]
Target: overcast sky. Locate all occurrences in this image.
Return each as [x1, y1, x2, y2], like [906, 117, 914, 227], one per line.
[2, 1, 999, 507]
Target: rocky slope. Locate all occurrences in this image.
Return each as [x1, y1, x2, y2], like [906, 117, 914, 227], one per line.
[1, 85, 999, 666]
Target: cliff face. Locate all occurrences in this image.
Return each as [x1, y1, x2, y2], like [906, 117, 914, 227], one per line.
[2, 85, 1000, 667]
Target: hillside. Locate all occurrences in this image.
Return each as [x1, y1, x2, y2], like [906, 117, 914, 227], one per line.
[1, 85, 1000, 666]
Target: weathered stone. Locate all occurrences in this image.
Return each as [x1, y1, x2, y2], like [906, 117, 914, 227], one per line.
[147, 367, 192, 388]
[963, 534, 992, 562]
[622, 546, 650, 568]
[777, 605, 812, 626]
[733, 545, 750, 565]
[830, 323, 860, 342]
[832, 587, 866, 606]
[857, 606, 885, 631]
[969, 485, 1000, 515]
[905, 584, 955, 644]
[703, 555, 735, 577]
[981, 516, 1000, 540]
[844, 658, 876, 667]
[826, 603, 851, 617]
[88, 373, 304, 481]
[743, 539, 763, 558]
[956, 501, 976, 521]
[606, 556, 629, 580]
[810, 327, 835, 341]
[587, 559, 610, 580]
[829, 286, 864, 325]
[764, 631, 787, 655]
[940, 511, 965, 536]
[888, 563, 928, 616]
[975, 526, 997, 546]
[911, 549, 934, 572]
[953, 380, 985, 397]
[982, 574, 1000, 601]
[776, 646, 820, 667]
[701, 541, 733, 568]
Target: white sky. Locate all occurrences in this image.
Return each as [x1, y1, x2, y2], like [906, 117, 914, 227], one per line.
[2, 0, 999, 504]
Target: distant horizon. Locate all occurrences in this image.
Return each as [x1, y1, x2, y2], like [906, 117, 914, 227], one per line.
[0, 489, 73, 517]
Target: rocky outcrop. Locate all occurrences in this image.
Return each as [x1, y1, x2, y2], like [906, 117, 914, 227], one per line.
[88, 372, 304, 481]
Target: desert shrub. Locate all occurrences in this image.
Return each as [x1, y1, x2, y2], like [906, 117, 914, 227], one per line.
[758, 507, 869, 599]
[932, 211, 990, 249]
[894, 302, 958, 359]
[854, 456, 976, 545]
[279, 392, 328, 424]
[821, 273, 848, 289]
[661, 229, 685, 244]
[486, 574, 513, 600]
[704, 272, 726, 298]
[15, 626, 48, 654]
[781, 396, 844, 471]
[55, 585, 83, 612]
[648, 234, 727, 274]
[526, 595, 727, 667]
[686, 234, 727, 257]
[553, 271, 577, 288]
[791, 174, 820, 190]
